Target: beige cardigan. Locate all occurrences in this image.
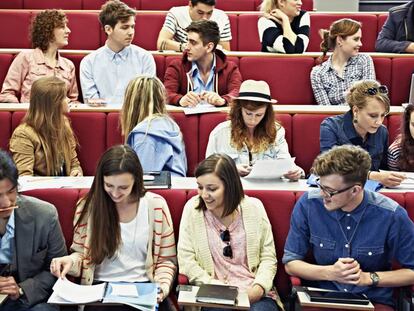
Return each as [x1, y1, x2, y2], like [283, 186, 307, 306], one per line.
[178, 195, 283, 308]
[68, 192, 177, 297]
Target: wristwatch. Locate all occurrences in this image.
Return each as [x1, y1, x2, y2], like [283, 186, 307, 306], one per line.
[18, 286, 24, 297]
[370, 272, 380, 287]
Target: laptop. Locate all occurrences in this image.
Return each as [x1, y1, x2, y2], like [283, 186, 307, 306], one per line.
[408, 73, 414, 104]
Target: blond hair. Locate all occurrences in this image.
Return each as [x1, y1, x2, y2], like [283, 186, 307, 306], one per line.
[260, 0, 277, 13]
[121, 76, 167, 140]
[346, 80, 390, 116]
[25, 76, 76, 175]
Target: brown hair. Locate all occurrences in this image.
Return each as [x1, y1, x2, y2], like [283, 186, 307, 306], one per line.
[121, 76, 167, 139]
[186, 20, 220, 50]
[311, 145, 371, 186]
[319, 18, 361, 60]
[230, 99, 278, 153]
[398, 103, 414, 171]
[346, 80, 390, 116]
[99, 0, 136, 32]
[195, 154, 244, 217]
[76, 145, 146, 265]
[24, 76, 76, 176]
[31, 10, 67, 51]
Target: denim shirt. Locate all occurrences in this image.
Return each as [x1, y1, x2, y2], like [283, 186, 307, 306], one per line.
[283, 189, 414, 306]
[0, 210, 14, 264]
[190, 55, 216, 94]
[320, 111, 389, 171]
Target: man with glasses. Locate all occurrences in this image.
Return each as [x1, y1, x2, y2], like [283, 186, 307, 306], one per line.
[0, 150, 66, 310]
[283, 145, 414, 310]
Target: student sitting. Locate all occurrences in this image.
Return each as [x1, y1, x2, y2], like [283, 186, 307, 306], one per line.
[320, 79, 405, 187]
[311, 19, 375, 106]
[178, 154, 283, 311]
[0, 10, 78, 103]
[258, 0, 310, 53]
[121, 76, 187, 176]
[9, 76, 82, 177]
[50, 145, 177, 310]
[388, 103, 414, 171]
[206, 79, 303, 180]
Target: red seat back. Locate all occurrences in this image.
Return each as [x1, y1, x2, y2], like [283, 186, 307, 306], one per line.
[65, 12, 101, 50]
[83, 0, 140, 9]
[0, 11, 31, 48]
[0, 112, 12, 151]
[391, 58, 414, 106]
[133, 13, 166, 50]
[238, 14, 261, 51]
[23, 0, 82, 9]
[387, 114, 402, 144]
[0, 54, 15, 88]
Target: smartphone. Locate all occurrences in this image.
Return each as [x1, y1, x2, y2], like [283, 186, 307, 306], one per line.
[306, 289, 370, 305]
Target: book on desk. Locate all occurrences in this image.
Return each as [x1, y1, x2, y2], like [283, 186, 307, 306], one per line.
[144, 171, 171, 189]
[196, 284, 239, 305]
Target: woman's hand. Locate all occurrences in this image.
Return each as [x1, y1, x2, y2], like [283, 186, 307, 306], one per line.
[50, 256, 73, 279]
[369, 171, 405, 188]
[267, 9, 289, 24]
[237, 164, 252, 177]
[283, 167, 303, 181]
[157, 288, 164, 303]
[70, 169, 82, 177]
[247, 284, 264, 304]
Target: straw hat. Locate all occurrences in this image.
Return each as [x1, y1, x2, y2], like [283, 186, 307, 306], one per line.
[233, 80, 277, 104]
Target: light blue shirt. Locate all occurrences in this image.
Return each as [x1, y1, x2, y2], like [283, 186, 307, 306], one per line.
[0, 210, 14, 264]
[190, 55, 216, 94]
[80, 44, 156, 106]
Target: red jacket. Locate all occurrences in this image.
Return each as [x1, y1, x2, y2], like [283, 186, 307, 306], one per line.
[164, 49, 242, 105]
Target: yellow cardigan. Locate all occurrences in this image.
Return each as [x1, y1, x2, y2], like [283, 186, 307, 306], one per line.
[68, 192, 177, 297]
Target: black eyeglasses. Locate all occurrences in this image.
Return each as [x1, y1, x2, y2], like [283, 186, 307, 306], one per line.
[315, 178, 358, 198]
[365, 85, 388, 96]
[220, 229, 233, 258]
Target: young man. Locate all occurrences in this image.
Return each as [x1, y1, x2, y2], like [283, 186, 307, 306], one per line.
[80, 0, 156, 106]
[164, 20, 241, 107]
[157, 0, 232, 52]
[0, 150, 67, 310]
[283, 145, 414, 310]
[376, 0, 414, 53]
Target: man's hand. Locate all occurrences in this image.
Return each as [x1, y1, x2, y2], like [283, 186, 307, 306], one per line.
[201, 91, 226, 106]
[328, 258, 361, 284]
[0, 276, 21, 300]
[179, 92, 201, 107]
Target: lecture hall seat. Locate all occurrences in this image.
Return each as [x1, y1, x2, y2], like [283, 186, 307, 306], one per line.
[0, 112, 11, 151]
[0, 11, 32, 49]
[65, 12, 102, 50]
[82, 0, 140, 9]
[391, 58, 414, 106]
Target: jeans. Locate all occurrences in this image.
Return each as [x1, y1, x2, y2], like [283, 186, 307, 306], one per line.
[202, 297, 279, 311]
[0, 299, 59, 311]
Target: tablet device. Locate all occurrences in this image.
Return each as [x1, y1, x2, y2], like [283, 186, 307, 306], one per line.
[306, 289, 370, 305]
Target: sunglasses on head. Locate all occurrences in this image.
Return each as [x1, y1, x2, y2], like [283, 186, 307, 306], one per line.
[220, 229, 233, 258]
[365, 85, 388, 96]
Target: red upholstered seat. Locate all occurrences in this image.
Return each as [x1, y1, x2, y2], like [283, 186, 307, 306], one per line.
[0, 0, 23, 8]
[133, 13, 166, 50]
[0, 112, 11, 151]
[217, 0, 256, 11]
[65, 12, 101, 50]
[83, 0, 140, 9]
[0, 11, 31, 48]
[23, 0, 82, 9]
[292, 114, 331, 174]
[377, 14, 388, 34]
[372, 57, 392, 100]
[69, 112, 107, 176]
[140, 0, 186, 10]
[237, 14, 261, 52]
[106, 112, 123, 148]
[198, 112, 228, 161]
[11, 111, 26, 131]
[276, 113, 292, 153]
[228, 14, 238, 51]
[0, 54, 15, 89]
[391, 58, 414, 106]
[154, 54, 166, 81]
[387, 114, 402, 144]
[21, 189, 80, 249]
[239, 57, 315, 105]
[62, 53, 84, 102]
[308, 14, 378, 52]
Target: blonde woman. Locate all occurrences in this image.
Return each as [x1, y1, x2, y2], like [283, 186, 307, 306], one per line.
[121, 76, 187, 176]
[258, 0, 310, 53]
[9, 76, 82, 176]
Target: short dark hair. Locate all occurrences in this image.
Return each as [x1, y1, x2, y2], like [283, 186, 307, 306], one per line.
[186, 20, 220, 50]
[31, 10, 67, 51]
[99, 0, 136, 29]
[195, 154, 244, 217]
[0, 150, 18, 188]
[190, 0, 216, 5]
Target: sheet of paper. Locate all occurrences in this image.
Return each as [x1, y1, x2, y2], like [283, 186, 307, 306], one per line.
[182, 102, 222, 115]
[245, 158, 295, 179]
[18, 176, 94, 191]
[51, 277, 106, 304]
[110, 284, 139, 298]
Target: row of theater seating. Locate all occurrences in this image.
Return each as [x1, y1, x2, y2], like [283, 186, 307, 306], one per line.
[20, 187, 413, 300]
[0, 0, 314, 11]
[0, 110, 404, 176]
[1, 51, 414, 106]
[0, 10, 388, 52]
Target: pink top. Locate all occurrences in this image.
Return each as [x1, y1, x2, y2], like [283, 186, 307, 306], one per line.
[204, 209, 255, 291]
[0, 48, 78, 103]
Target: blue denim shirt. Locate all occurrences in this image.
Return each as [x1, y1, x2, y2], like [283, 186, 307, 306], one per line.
[0, 210, 14, 264]
[283, 189, 414, 307]
[190, 55, 216, 94]
[320, 111, 389, 171]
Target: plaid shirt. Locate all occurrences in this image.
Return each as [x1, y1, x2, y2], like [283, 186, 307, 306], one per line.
[311, 54, 375, 105]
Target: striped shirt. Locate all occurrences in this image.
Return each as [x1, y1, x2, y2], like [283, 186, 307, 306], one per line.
[311, 53, 376, 105]
[162, 6, 232, 44]
[388, 137, 402, 171]
[258, 10, 310, 53]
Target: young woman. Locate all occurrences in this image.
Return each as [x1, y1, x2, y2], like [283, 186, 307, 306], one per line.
[258, 0, 310, 53]
[0, 9, 78, 103]
[50, 145, 177, 310]
[9, 76, 82, 176]
[320, 79, 405, 187]
[206, 79, 303, 180]
[388, 103, 414, 171]
[178, 154, 283, 311]
[311, 18, 375, 105]
[121, 76, 187, 177]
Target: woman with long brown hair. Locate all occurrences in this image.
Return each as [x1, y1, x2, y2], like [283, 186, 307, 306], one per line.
[206, 79, 303, 180]
[311, 18, 375, 105]
[9, 76, 82, 176]
[50, 145, 177, 310]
